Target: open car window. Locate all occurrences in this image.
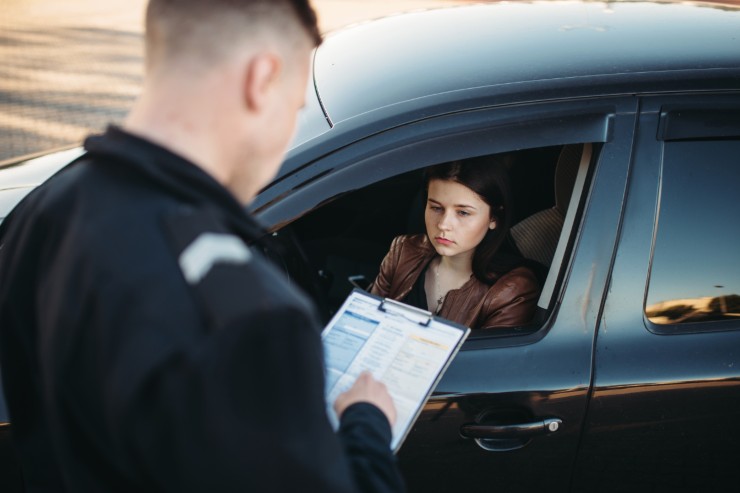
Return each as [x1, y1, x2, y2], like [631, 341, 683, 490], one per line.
[261, 142, 599, 338]
[254, 98, 631, 340]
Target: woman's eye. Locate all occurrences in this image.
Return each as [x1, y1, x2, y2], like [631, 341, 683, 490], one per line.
[457, 210, 470, 217]
[429, 206, 442, 212]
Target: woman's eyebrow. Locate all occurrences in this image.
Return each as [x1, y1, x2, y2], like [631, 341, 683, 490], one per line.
[427, 198, 478, 210]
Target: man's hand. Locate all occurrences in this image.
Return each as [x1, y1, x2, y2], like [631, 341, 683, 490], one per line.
[334, 371, 397, 426]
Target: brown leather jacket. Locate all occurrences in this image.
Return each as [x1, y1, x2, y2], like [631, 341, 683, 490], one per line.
[369, 234, 540, 330]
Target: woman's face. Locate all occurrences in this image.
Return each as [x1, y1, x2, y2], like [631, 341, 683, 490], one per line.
[425, 179, 496, 261]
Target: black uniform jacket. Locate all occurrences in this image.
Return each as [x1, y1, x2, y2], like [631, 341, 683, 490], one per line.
[0, 127, 404, 493]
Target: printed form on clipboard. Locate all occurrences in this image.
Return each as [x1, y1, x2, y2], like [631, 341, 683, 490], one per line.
[322, 288, 470, 452]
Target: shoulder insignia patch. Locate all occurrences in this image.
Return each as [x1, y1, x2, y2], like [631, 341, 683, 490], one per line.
[178, 232, 252, 284]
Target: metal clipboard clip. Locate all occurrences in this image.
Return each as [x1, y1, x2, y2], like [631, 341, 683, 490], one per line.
[378, 298, 433, 327]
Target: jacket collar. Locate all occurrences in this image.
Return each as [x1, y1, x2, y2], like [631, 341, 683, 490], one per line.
[82, 126, 268, 243]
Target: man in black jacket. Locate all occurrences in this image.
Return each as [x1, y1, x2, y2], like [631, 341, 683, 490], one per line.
[0, 1, 405, 492]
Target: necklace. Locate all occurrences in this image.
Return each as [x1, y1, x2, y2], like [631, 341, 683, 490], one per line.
[433, 260, 445, 314]
[431, 258, 473, 315]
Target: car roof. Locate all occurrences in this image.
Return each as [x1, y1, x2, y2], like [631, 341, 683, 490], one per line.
[312, 0, 740, 128]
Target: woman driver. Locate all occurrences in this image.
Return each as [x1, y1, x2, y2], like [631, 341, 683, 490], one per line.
[369, 159, 539, 330]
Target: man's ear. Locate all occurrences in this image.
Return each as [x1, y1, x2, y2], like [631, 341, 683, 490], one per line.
[243, 52, 282, 112]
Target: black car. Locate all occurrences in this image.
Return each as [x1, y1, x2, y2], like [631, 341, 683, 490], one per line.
[2, 1, 740, 491]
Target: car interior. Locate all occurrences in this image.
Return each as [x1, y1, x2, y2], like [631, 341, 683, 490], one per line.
[262, 142, 597, 337]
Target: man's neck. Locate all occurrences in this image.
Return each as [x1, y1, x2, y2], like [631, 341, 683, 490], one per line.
[123, 76, 238, 191]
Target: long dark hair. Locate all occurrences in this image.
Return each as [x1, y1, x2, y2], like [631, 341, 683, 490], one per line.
[423, 155, 514, 283]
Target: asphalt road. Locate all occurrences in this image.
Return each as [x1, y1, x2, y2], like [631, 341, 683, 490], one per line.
[0, 0, 476, 162]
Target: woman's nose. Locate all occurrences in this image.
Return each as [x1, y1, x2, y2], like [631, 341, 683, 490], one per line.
[438, 211, 453, 230]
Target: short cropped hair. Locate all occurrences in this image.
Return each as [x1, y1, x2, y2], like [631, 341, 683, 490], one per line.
[145, 0, 322, 69]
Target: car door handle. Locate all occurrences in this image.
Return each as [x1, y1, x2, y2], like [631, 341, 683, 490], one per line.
[460, 417, 562, 439]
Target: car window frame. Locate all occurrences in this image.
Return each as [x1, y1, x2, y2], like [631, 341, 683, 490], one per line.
[644, 97, 740, 334]
[255, 96, 637, 349]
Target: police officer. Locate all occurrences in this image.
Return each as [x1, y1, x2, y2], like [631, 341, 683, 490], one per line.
[0, 1, 405, 492]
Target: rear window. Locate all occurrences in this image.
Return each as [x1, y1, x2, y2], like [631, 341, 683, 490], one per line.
[645, 139, 740, 327]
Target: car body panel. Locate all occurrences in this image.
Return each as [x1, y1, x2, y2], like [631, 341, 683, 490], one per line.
[572, 94, 740, 490]
[0, 147, 83, 222]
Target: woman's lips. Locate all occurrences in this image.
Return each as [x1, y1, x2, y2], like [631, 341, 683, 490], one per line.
[435, 237, 453, 246]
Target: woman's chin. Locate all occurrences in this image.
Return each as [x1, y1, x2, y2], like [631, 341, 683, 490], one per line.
[432, 244, 457, 257]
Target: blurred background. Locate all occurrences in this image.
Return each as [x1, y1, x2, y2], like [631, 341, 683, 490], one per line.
[0, 0, 479, 162]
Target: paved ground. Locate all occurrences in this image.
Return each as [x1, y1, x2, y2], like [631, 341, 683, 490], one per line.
[0, 0, 476, 163]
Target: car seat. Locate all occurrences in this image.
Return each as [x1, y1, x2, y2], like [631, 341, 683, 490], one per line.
[509, 144, 584, 268]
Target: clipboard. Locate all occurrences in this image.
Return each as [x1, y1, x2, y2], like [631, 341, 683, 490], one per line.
[322, 288, 470, 452]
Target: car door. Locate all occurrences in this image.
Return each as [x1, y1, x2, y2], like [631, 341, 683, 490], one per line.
[257, 97, 639, 492]
[394, 107, 637, 493]
[572, 94, 740, 492]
